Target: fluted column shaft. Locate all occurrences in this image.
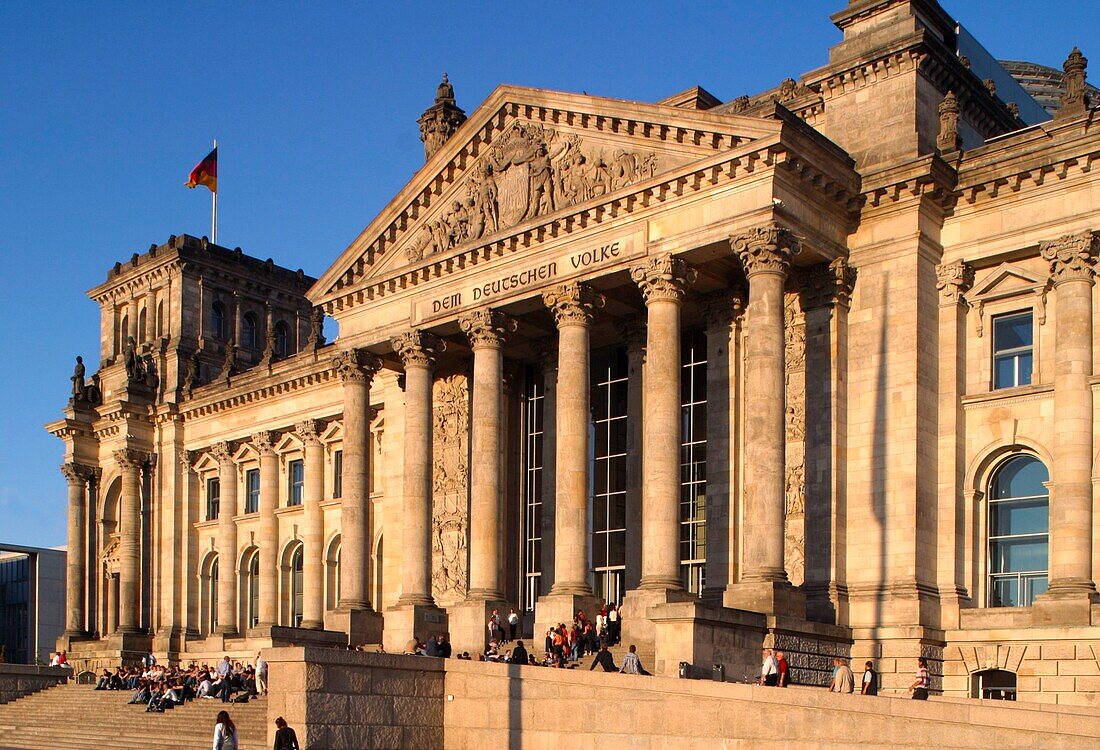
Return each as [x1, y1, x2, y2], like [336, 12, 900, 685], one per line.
[298, 421, 326, 628]
[255, 432, 279, 627]
[114, 450, 144, 633]
[333, 349, 382, 610]
[213, 443, 239, 634]
[460, 309, 516, 600]
[735, 226, 798, 583]
[1041, 233, 1098, 594]
[106, 575, 119, 635]
[631, 256, 696, 590]
[393, 331, 445, 606]
[61, 464, 90, 635]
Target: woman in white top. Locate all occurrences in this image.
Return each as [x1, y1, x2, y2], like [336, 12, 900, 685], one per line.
[213, 710, 238, 750]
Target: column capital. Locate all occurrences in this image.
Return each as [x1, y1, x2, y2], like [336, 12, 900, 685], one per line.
[801, 257, 858, 311]
[332, 348, 383, 383]
[391, 329, 446, 369]
[700, 288, 747, 328]
[60, 462, 95, 486]
[630, 254, 697, 304]
[177, 449, 196, 470]
[732, 224, 800, 278]
[295, 419, 324, 446]
[1040, 231, 1098, 285]
[935, 260, 975, 304]
[209, 441, 236, 465]
[113, 448, 148, 471]
[542, 282, 605, 327]
[459, 308, 516, 349]
[252, 430, 277, 456]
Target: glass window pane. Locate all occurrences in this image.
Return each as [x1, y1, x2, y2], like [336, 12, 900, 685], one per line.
[993, 355, 1016, 389]
[1017, 353, 1033, 387]
[991, 538, 1048, 573]
[606, 530, 625, 567]
[1025, 575, 1048, 604]
[989, 577, 1018, 607]
[608, 418, 628, 455]
[994, 456, 1049, 499]
[990, 499, 1049, 536]
[608, 494, 626, 531]
[994, 314, 1032, 350]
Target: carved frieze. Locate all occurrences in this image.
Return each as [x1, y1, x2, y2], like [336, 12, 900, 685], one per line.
[801, 257, 856, 311]
[431, 373, 470, 605]
[784, 290, 806, 586]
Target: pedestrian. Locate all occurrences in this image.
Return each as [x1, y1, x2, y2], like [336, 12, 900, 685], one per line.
[619, 644, 651, 676]
[830, 658, 854, 693]
[216, 655, 233, 703]
[908, 657, 930, 700]
[510, 640, 528, 665]
[608, 603, 620, 645]
[255, 651, 268, 696]
[212, 709, 238, 750]
[760, 648, 779, 686]
[507, 608, 520, 642]
[438, 634, 452, 658]
[775, 649, 789, 687]
[861, 661, 878, 695]
[589, 643, 617, 672]
[273, 716, 299, 750]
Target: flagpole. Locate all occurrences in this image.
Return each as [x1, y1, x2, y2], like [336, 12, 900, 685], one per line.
[211, 139, 218, 244]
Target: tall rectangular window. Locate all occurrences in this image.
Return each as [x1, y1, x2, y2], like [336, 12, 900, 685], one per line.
[288, 459, 304, 506]
[680, 329, 707, 595]
[332, 450, 343, 499]
[591, 345, 629, 605]
[245, 469, 260, 514]
[992, 312, 1033, 389]
[521, 365, 544, 613]
[206, 477, 221, 521]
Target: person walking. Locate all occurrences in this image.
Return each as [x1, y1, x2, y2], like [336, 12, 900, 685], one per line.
[830, 658, 854, 693]
[760, 648, 779, 686]
[216, 656, 233, 703]
[507, 608, 520, 642]
[861, 661, 879, 695]
[908, 657, 930, 700]
[775, 649, 789, 687]
[273, 716, 299, 750]
[212, 710, 238, 750]
[607, 604, 620, 645]
[255, 651, 268, 696]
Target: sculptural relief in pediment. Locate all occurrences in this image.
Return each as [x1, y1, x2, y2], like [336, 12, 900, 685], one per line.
[404, 121, 665, 262]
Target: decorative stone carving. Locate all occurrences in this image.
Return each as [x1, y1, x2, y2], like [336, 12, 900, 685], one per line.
[935, 260, 975, 303]
[630, 254, 697, 304]
[70, 356, 87, 402]
[218, 341, 236, 383]
[800, 258, 857, 311]
[331, 348, 383, 383]
[431, 373, 470, 605]
[542, 282, 605, 327]
[252, 430, 276, 456]
[306, 307, 325, 350]
[419, 74, 467, 161]
[1040, 231, 1098, 284]
[405, 120, 659, 260]
[937, 91, 961, 153]
[391, 330, 446, 369]
[732, 225, 800, 277]
[182, 347, 202, 395]
[784, 294, 806, 374]
[775, 77, 812, 103]
[982, 78, 997, 98]
[458, 309, 516, 349]
[60, 462, 93, 486]
[294, 419, 322, 446]
[123, 337, 144, 383]
[113, 448, 147, 471]
[784, 290, 806, 587]
[1056, 47, 1090, 121]
[700, 288, 747, 328]
[209, 442, 235, 465]
[142, 354, 159, 389]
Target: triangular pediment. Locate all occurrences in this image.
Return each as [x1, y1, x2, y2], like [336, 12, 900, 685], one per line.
[969, 262, 1046, 300]
[309, 85, 784, 306]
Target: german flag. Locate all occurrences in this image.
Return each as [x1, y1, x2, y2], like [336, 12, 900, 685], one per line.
[185, 147, 217, 193]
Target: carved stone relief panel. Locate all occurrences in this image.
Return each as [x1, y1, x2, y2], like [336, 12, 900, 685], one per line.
[431, 372, 470, 605]
[783, 292, 806, 586]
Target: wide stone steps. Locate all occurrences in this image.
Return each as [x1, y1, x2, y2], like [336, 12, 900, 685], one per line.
[0, 683, 266, 750]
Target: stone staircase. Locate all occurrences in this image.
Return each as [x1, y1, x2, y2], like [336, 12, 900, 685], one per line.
[0, 683, 266, 750]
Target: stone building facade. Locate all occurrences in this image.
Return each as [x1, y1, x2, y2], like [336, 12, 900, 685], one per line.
[47, 0, 1100, 705]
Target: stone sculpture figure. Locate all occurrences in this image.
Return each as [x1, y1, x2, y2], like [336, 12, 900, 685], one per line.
[123, 337, 143, 382]
[182, 349, 201, 394]
[71, 356, 86, 401]
[143, 354, 159, 388]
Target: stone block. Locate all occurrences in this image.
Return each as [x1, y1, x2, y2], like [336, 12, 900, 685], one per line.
[1041, 675, 1076, 692]
[348, 694, 395, 725]
[1042, 643, 1077, 661]
[1059, 659, 1100, 676]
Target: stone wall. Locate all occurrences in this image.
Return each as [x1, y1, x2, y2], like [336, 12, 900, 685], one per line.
[0, 665, 69, 704]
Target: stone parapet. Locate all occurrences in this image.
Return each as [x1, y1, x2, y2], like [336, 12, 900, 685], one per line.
[0, 665, 70, 704]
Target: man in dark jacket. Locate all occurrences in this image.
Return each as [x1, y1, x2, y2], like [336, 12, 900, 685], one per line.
[589, 644, 617, 672]
[510, 640, 528, 665]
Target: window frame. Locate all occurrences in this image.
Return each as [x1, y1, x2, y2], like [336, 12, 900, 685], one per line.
[288, 458, 305, 507]
[985, 454, 1049, 608]
[206, 477, 221, 521]
[990, 310, 1034, 390]
[244, 468, 260, 514]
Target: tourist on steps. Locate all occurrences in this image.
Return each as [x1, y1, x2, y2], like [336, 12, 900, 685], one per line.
[213, 709, 238, 750]
[861, 661, 879, 695]
[619, 644, 650, 676]
[909, 657, 930, 700]
[273, 715, 300, 750]
[590, 643, 617, 672]
[829, 658, 854, 693]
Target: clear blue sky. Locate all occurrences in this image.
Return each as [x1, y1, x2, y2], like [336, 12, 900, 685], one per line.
[0, 0, 1095, 548]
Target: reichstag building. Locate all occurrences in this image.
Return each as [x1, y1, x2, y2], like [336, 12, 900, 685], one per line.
[49, 0, 1100, 704]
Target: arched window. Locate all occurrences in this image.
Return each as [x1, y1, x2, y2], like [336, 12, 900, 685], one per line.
[988, 455, 1049, 607]
[138, 307, 148, 343]
[290, 546, 304, 627]
[156, 301, 165, 338]
[212, 302, 228, 341]
[325, 537, 341, 611]
[120, 315, 129, 349]
[242, 312, 259, 349]
[208, 557, 220, 633]
[972, 669, 1017, 700]
[247, 552, 260, 629]
[274, 321, 289, 358]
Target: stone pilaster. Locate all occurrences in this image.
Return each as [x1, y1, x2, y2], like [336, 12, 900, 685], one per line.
[296, 420, 326, 630]
[114, 449, 146, 634]
[211, 441, 239, 635]
[727, 224, 805, 616]
[1036, 231, 1098, 621]
[61, 463, 93, 636]
[253, 430, 279, 627]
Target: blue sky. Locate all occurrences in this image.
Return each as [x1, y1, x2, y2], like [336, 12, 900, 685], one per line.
[0, 0, 1096, 548]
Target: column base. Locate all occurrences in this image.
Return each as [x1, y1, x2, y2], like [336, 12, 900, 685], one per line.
[619, 586, 697, 663]
[724, 579, 806, 618]
[382, 604, 449, 653]
[534, 592, 604, 652]
[1033, 582, 1098, 626]
[447, 598, 509, 657]
[329, 608, 383, 647]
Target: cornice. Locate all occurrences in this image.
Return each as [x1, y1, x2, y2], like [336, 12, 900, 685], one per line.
[961, 383, 1053, 410]
[180, 355, 339, 420]
[858, 154, 958, 212]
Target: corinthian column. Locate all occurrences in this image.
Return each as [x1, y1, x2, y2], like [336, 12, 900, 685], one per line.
[253, 431, 279, 627]
[114, 449, 145, 634]
[728, 225, 804, 616]
[1039, 232, 1098, 610]
[61, 463, 91, 636]
[392, 330, 446, 606]
[460, 309, 516, 601]
[211, 441, 239, 635]
[296, 420, 326, 629]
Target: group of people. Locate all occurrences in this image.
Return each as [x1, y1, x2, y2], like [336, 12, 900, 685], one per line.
[761, 648, 932, 699]
[94, 652, 269, 711]
[541, 604, 623, 667]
